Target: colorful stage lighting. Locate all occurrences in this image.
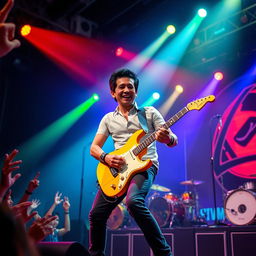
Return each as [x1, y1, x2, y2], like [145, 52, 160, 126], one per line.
[214, 72, 224, 81]
[20, 25, 31, 37]
[115, 47, 124, 56]
[152, 92, 160, 100]
[198, 8, 207, 18]
[141, 92, 160, 107]
[166, 25, 176, 34]
[92, 93, 99, 101]
[175, 85, 184, 93]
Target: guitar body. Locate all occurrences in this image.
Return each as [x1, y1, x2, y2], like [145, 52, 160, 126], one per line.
[97, 129, 152, 198]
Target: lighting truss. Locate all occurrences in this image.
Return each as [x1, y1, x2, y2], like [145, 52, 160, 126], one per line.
[189, 3, 256, 52]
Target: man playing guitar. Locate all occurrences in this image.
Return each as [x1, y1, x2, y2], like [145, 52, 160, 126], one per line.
[89, 68, 177, 256]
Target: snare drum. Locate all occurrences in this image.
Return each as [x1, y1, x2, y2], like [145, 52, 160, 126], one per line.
[107, 203, 129, 230]
[149, 197, 185, 227]
[224, 189, 256, 225]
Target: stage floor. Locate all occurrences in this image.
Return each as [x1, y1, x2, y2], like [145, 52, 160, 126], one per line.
[106, 225, 256, 256]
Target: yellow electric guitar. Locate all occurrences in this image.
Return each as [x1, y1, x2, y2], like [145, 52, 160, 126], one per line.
[97, 95, 215, 198]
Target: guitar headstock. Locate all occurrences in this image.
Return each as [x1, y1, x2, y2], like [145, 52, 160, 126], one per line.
[187, 95, 215, 111]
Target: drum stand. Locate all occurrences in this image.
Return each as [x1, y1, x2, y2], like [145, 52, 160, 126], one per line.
[190, 185, 205, 223]
[193, 185, 199, 220]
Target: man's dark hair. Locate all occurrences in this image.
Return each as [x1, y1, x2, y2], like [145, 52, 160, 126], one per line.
[109, 68, 139, 92]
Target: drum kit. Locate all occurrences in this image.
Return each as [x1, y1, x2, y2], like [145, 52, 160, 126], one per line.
[148, 180, 205, 228]
[107, 179, 256, 230]
[107, 179, 206, 230]
[224, 181, 256, 226]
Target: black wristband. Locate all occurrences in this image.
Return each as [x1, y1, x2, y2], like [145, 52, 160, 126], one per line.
[100, 152, 108, 163]
[25, 190, 32, 195]
[64, 211, 69, 214]
[167, 135, 175, 146]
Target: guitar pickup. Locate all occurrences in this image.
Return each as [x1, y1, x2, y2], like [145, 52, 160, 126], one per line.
[110, 167, 119, 177]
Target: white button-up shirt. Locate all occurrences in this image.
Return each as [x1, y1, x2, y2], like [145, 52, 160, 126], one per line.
[96, 104, 166, 169]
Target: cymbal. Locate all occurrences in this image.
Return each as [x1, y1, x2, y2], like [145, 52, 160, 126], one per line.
[151, 184, 171, 192]
[180, 180, 204, 185]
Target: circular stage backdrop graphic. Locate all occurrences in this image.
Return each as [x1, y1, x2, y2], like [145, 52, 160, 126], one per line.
[212, 83, 256, 192]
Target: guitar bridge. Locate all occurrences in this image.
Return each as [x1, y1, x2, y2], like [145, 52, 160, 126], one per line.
[110, 167, 119, 177]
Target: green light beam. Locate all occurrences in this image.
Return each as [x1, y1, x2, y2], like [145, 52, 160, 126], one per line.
[18, 94, 99, 167]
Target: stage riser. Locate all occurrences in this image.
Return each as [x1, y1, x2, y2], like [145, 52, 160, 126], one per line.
[107, 226, 256, 256]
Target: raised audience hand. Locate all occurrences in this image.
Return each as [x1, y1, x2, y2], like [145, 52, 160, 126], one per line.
[54, 191, 63, 205]
[63, 196, 70, 211]
[27, 172, 40, 192]
[28, 215, 58, 243]
[0, 0, 21, 57]
[2, 188, 13, 206]
[30, 199, 41, 210]
[11, 201, 38, 223]
[0, 149, 22, 201]
[19, 172, 40, 204]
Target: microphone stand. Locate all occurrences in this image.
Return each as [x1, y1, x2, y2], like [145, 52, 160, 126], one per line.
[78, 145, 87, 244]
[209, 114, 226, 226]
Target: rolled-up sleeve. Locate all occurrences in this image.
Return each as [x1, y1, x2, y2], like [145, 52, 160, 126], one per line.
[96, 114, 110, 136]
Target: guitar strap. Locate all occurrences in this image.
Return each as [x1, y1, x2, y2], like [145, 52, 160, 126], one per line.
[138, 107, 149, 133]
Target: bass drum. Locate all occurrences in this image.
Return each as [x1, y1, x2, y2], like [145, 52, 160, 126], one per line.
[224, 189, 256, 225]
[149, 197, 185, 228]
[107, 203, 129, 230]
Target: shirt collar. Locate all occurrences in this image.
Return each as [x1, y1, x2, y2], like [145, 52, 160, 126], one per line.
[113, 102, 139, 116]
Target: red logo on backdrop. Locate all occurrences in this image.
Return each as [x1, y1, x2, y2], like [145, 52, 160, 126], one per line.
[212, 84, 256, 191]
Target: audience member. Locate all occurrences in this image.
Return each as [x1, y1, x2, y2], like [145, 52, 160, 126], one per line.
[19, 172, 40, 203]
[0, 0, 21, 57]
[44, 192, 71, 242]
[0, 149, 22, 202]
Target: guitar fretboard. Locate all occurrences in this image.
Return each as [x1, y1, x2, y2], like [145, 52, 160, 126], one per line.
[132, 106, 189, 156]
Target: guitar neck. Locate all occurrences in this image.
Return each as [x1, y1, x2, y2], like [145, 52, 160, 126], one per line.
[133, 106, 189, 156]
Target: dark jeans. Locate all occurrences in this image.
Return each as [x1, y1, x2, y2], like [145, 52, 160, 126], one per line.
[88, 165, 172, 256]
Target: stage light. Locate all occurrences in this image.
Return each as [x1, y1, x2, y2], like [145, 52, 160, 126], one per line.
[115, 47, 124, 56]
[152, 92, 160, 100]
[175, 85, 184, 93]
[198, 8, 207, 18]
[166, 25, 176, 34]
[141, 92, 160, 107]
[92, 93, 99, 101]
[20, 25, 31, 37]
[159, 87, 183, 117]
[214, 72, 224, 81]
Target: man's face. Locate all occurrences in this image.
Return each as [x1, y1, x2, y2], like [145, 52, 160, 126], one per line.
[111, 77, 137, 107]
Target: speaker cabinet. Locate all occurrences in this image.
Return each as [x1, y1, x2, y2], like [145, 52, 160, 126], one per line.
[195, 232, 227, 256]
[111, 233, 130, 256]
[109, 230, 174, 256]
[230, 231, 256, 256]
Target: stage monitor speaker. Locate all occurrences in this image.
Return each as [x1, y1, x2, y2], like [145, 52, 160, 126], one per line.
[195, 232, 227, 256]
[132, 233, 151, 256]
[230, 231, 256, 256]
[111, 234, 130, 256]
[37, 241, 89, 256]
